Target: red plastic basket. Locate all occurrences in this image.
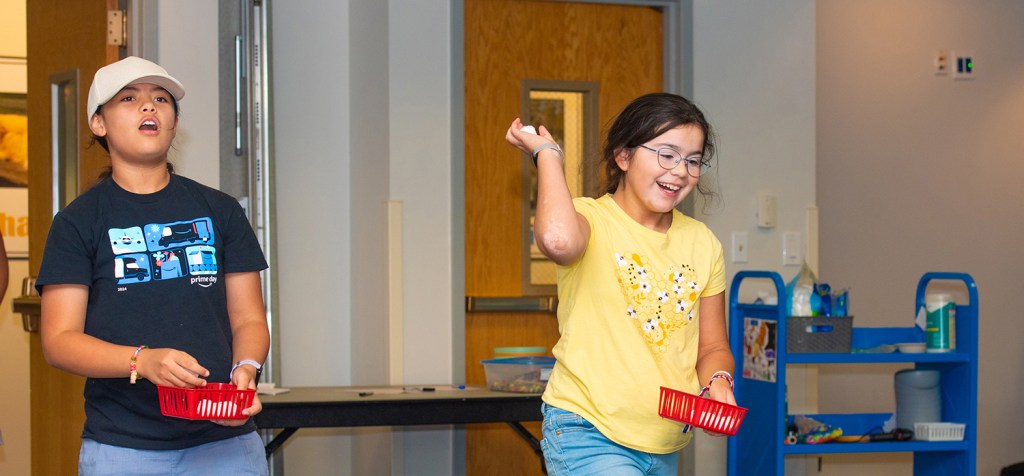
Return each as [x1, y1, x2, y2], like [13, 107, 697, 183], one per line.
[658, 386, 748, 436]
[157, 383, 255, 420]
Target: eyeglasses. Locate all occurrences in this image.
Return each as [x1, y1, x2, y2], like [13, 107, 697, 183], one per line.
[636, 145, 707, 178]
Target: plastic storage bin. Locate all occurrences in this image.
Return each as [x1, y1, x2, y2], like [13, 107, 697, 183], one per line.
[481, 356, 555, 393]
[157, 383, 255, 420]
[493, 346, 547, 358]
[914, 422, 966, 441]
[786, 316, 853, 353]
[658, 386, 748, 436]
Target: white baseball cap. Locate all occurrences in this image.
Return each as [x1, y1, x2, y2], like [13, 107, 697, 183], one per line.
[87, 56, 185, 122]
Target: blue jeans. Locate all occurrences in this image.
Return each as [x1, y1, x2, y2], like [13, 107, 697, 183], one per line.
[79, 431, 268, 476]
[541, 403, 679, 476]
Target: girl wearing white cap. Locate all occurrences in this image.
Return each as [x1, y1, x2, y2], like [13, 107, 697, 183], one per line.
[36, 56, 269, 475]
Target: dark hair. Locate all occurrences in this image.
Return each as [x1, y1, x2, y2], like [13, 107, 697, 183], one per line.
[601, 92, 717, 202]
[90, 91, 180, 182]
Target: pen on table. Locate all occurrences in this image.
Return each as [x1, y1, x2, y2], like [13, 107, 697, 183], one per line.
[358, 392, 373, 397]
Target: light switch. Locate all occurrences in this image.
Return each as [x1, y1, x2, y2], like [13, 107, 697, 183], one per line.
[783, 231, 801, 266]
[731, 231, 748, 263]
[757, 193, 777, 228]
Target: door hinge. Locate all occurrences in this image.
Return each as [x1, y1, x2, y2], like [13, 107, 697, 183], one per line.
[107, 9, 127, 47]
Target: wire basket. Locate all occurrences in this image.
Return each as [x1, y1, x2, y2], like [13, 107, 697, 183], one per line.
[913, 422, 965, 441]
[157, 383, 255, 420]
[658, 386, 748, 436]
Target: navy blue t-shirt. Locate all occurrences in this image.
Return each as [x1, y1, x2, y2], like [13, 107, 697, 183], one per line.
[36, 174, 268, 450]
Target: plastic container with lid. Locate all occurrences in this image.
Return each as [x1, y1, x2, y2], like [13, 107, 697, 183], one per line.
[924, 293, 956, 352]
[493, 346, 547, 358]
[481, 356, 555, 393]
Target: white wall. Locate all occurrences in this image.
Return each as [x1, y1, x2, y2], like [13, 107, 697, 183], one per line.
[817, 1, 1024, 474]
[694, 0, 817, 279]
[389, 0, 459, 393]
[157, 0, 220, 188]
[388, 2, 462, 473]
[348, 0, 394, 473]
[272, 1, 462, 473]
[272, 0, 355, 473]
[693, 1, 817, 474]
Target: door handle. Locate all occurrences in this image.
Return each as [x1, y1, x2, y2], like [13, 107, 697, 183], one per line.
[466, 296, 558, 313]
[22, 314, 38, 333]
[14, 277, 40, 333]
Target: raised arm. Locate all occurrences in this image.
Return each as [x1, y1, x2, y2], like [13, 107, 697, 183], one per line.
[505, 118, 590, 265]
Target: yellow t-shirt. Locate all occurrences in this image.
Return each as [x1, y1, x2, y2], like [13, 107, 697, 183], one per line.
[542, 194, 726, 454]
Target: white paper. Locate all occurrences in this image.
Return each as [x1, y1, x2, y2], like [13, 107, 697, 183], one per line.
[915, 306, 927, 330]
[198, 399, 238, 418]
[257, 382, 291, 395]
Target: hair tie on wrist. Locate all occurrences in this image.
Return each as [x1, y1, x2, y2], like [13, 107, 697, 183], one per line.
[530, 142, 563, 167]
[230, 359, 264, 383]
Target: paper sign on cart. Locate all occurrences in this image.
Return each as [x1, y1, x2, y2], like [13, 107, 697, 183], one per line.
[743, 318, 777, 382]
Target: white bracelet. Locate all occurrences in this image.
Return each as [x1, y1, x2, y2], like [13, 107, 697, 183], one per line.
[230, 359, 263, 380]
[712, 370, 733, 380]
[530, 142, 563, 167]
[710, 370, 734, 390]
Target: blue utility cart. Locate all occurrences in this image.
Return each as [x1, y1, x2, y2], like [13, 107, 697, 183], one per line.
[726, 271, 977, 475]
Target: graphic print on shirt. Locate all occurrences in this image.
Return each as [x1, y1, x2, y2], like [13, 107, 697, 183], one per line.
[614, 252, 700, 356]
[113, 252, 152, 283]
[186, 245, 218, 275]
[110, 226, 147, 254]
[152, 249, 187, 280]
[107, 217, 217, 286]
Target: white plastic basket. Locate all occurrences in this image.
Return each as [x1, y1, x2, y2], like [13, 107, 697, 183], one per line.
[914, 422, 965, 441]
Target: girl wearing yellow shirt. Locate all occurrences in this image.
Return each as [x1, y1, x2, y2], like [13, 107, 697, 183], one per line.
[506, 93, 735, 475]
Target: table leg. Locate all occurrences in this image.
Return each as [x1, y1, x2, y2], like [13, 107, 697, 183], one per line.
[506, 421, 546, 475]
[265, 428, 299, 458]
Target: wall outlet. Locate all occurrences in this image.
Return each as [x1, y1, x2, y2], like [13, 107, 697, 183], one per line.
[934, 49, 948, 75]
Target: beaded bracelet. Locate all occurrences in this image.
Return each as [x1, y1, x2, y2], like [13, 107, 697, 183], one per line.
[129, 345, 148, 384]
[709, 370, 734, 390]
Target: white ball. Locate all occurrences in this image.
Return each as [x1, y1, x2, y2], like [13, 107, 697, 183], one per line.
[520, 125, 537, 135]
[197, 398, 239, 418]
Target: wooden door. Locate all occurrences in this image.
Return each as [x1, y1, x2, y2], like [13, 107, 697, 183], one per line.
[465, 1, 663, 474]
[26, 1, 119, 473]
